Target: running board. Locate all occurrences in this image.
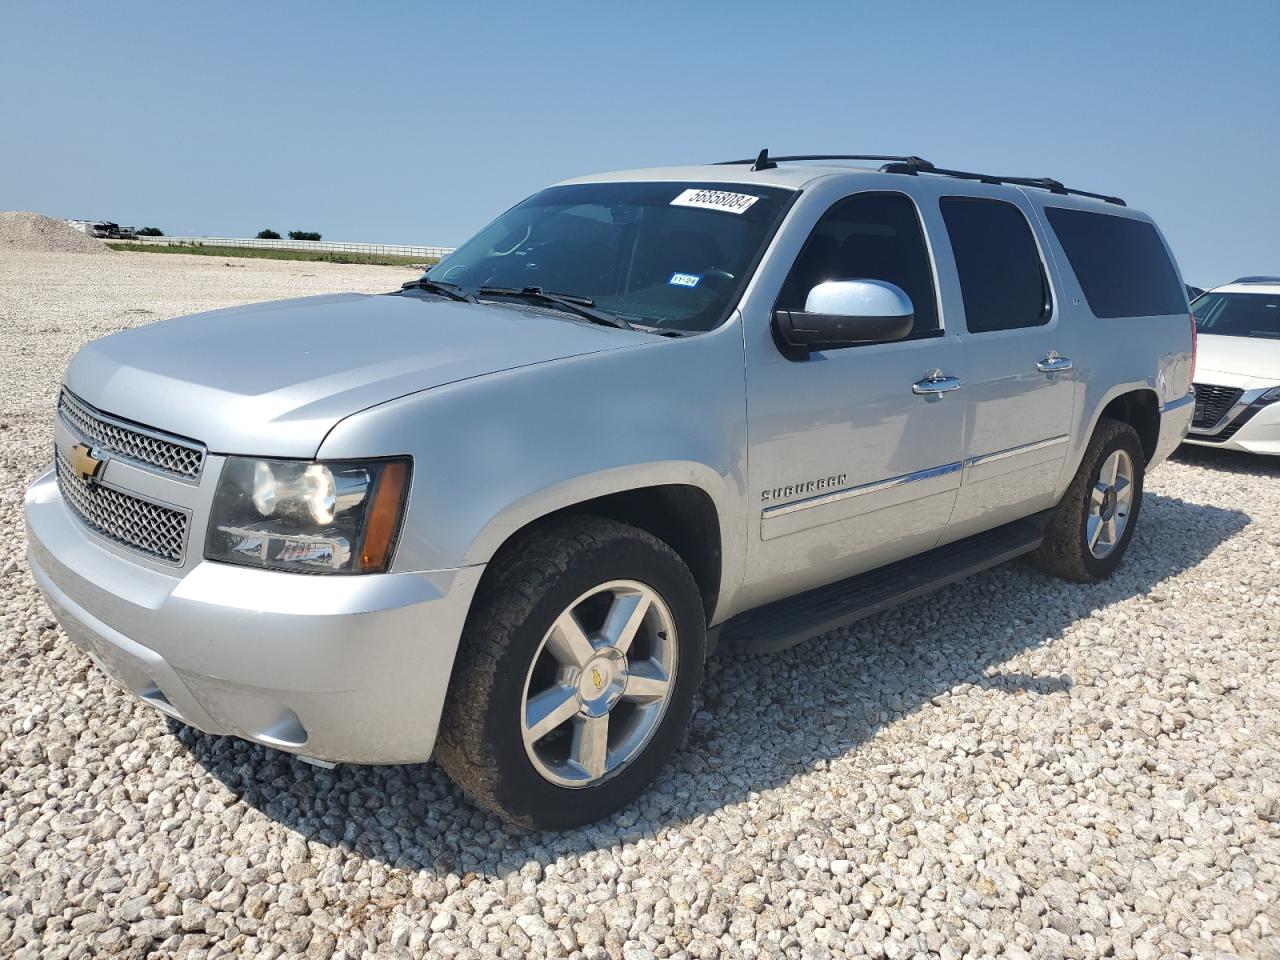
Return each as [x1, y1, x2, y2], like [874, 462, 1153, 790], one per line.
[720, 514, 1050, 654]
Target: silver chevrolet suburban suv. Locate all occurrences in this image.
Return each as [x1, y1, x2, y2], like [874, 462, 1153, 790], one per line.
[25, 152, 1195, 828]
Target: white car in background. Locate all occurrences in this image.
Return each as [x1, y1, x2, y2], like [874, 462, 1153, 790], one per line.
[1185, 277, 1280, 453]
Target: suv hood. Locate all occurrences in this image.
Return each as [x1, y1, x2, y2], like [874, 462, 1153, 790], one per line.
[1195, 334, 1280, 386]
[65, 292, 640, 457]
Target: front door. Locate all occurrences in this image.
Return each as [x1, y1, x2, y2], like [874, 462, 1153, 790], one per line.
[742, 190, 967, 608]
[934, 195, 1077, 540]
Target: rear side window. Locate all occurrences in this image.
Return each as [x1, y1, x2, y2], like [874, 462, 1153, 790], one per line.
[1044, 207, 1186, 318]
[940, 197, 1050, 333]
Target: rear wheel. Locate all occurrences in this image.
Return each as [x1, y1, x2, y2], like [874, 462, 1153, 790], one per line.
[436, 516, 705, 829]
[1029, 418, 1145, 582]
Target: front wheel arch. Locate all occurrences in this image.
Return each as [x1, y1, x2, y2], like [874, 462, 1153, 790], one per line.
[466, 474, 728, 624]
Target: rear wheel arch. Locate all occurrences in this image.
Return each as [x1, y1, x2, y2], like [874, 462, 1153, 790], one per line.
[1095, 388, 1160, 463]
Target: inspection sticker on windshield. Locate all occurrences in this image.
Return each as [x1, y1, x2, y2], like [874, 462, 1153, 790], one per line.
[668, 272, 702, 288]
[670, 188, 760, 215]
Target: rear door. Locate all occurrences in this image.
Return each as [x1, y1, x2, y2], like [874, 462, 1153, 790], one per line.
[937, 193, 1077, 540]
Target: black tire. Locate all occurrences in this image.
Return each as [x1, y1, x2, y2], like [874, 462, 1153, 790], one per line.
[435, 515, 706, 829]
[1029, 418, 1146, 582]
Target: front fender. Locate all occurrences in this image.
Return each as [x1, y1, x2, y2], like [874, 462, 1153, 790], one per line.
[316, 322, 749, 616]
[461, 459, 733, 566]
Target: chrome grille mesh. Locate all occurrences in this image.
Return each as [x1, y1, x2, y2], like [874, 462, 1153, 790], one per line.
[1192, 383, 1244, 431]
[55, 452, 188, 563]
[58, 389, 205, 479]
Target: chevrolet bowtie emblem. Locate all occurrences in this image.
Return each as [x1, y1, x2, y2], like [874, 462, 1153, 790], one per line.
[70, 443, 105, 483]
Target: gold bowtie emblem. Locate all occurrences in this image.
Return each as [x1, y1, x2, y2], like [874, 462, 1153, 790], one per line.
[591, 667, 603, 692]
[70, 443, 105, 483]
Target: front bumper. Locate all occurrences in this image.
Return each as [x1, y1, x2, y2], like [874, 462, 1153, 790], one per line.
[25, 468, 484, 764]
[1183, 392, 1280, 455]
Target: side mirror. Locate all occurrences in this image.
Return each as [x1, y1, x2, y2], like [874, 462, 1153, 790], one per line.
[773, 279, 914, 354]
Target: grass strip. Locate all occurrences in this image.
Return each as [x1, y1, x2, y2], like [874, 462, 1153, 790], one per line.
[107, 242, 436, 268]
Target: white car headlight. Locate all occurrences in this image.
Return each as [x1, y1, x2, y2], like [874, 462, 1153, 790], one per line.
[205, 457, 410, 573]
[1260, 386, 1280, 403]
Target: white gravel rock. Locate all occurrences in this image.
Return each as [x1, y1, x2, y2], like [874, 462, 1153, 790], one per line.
[0, 211, 113, 255]
[2, 250, 1279, 958]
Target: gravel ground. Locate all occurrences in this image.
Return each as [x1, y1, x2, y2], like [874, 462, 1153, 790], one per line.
[2, 250, 1278, 960]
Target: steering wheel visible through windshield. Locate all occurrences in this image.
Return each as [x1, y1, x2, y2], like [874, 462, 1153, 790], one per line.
[1193, 291, 1280, 340]
[425, 181, 794, 333]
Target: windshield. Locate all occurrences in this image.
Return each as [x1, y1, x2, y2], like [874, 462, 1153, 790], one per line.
[425, 181, 794, 333]
[1193, 291, 1280, 340]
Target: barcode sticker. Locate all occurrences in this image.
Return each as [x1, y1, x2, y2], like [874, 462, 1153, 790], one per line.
[670, 188, 761, 215]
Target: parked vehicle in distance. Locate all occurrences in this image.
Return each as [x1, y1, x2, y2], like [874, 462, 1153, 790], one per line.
[1186, 284, 1205, 301]
[1184, 277, 1280, 453]
[25, 151, 1194, 828]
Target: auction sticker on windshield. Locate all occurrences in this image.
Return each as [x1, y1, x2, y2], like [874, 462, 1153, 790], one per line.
[670, 188, 760, 215]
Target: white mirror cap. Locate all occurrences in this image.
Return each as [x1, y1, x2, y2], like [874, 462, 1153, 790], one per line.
[805, 279, 914, 318]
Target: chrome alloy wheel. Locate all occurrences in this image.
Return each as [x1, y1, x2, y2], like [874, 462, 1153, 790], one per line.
[1087, 449, 1135, 559]
[520, 580, 678, 788]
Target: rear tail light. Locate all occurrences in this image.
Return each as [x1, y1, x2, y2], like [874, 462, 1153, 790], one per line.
[1189, 313, 1198, 382]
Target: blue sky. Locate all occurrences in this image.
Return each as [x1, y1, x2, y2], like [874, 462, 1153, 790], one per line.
[2, 1, 1276, 286]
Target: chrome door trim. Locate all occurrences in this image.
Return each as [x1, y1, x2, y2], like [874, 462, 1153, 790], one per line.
[912, 373, 962, 395]
[1035, 356, 1073, 373]
[963, 434, 1070, 470]
[762, 461, 963, 520]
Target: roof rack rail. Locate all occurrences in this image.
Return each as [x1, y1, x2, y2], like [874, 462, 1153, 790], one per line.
[716, 150, 934, 173]
[1232, 275, 1280, 284]
[715, 150, 1125, 206]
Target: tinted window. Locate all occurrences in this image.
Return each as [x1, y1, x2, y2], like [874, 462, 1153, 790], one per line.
[426, 182, 793, 333]
[1193, 292, 1280, 340]
[940, 197, 1050, 333]
[1044, 207, 1186, 318]
[777, 192, 940, 337]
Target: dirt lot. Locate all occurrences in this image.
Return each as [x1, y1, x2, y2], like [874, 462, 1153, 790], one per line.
[1, 251, 1277, 959]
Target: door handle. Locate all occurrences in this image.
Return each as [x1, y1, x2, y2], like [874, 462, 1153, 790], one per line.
[1036, 355, 1073, 373]
[912, 371, 962, 396]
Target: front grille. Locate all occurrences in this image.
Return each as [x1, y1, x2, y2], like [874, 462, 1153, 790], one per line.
[1197, 401, 1266, 444]
[56, 452, 189, 563]
[58, 389, 205, 480]
[1191, 383, 1244, 430]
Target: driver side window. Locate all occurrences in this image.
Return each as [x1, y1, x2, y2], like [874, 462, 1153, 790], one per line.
[777, 192, 940, 338]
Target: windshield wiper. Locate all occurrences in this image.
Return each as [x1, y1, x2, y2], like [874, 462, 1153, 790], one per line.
[477, 286, 634, 331]
[400, 278, 476, 302]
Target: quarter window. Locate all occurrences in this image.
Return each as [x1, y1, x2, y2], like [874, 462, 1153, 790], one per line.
[940, 197, 1051, 333]
[1044, 207, 1186, 318]
[776, 192, 940, 338]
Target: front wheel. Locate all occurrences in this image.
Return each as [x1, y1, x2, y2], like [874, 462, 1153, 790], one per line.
[435, 516, 705, 829]
[1029, 418, 1146, 582]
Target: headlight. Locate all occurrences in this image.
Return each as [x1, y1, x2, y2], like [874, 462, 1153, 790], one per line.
[1261, 386, 1280, 403]
[205, 457, 410, 574]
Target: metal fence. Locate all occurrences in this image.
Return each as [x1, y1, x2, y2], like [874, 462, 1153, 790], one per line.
[125, 235, 455, 260]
